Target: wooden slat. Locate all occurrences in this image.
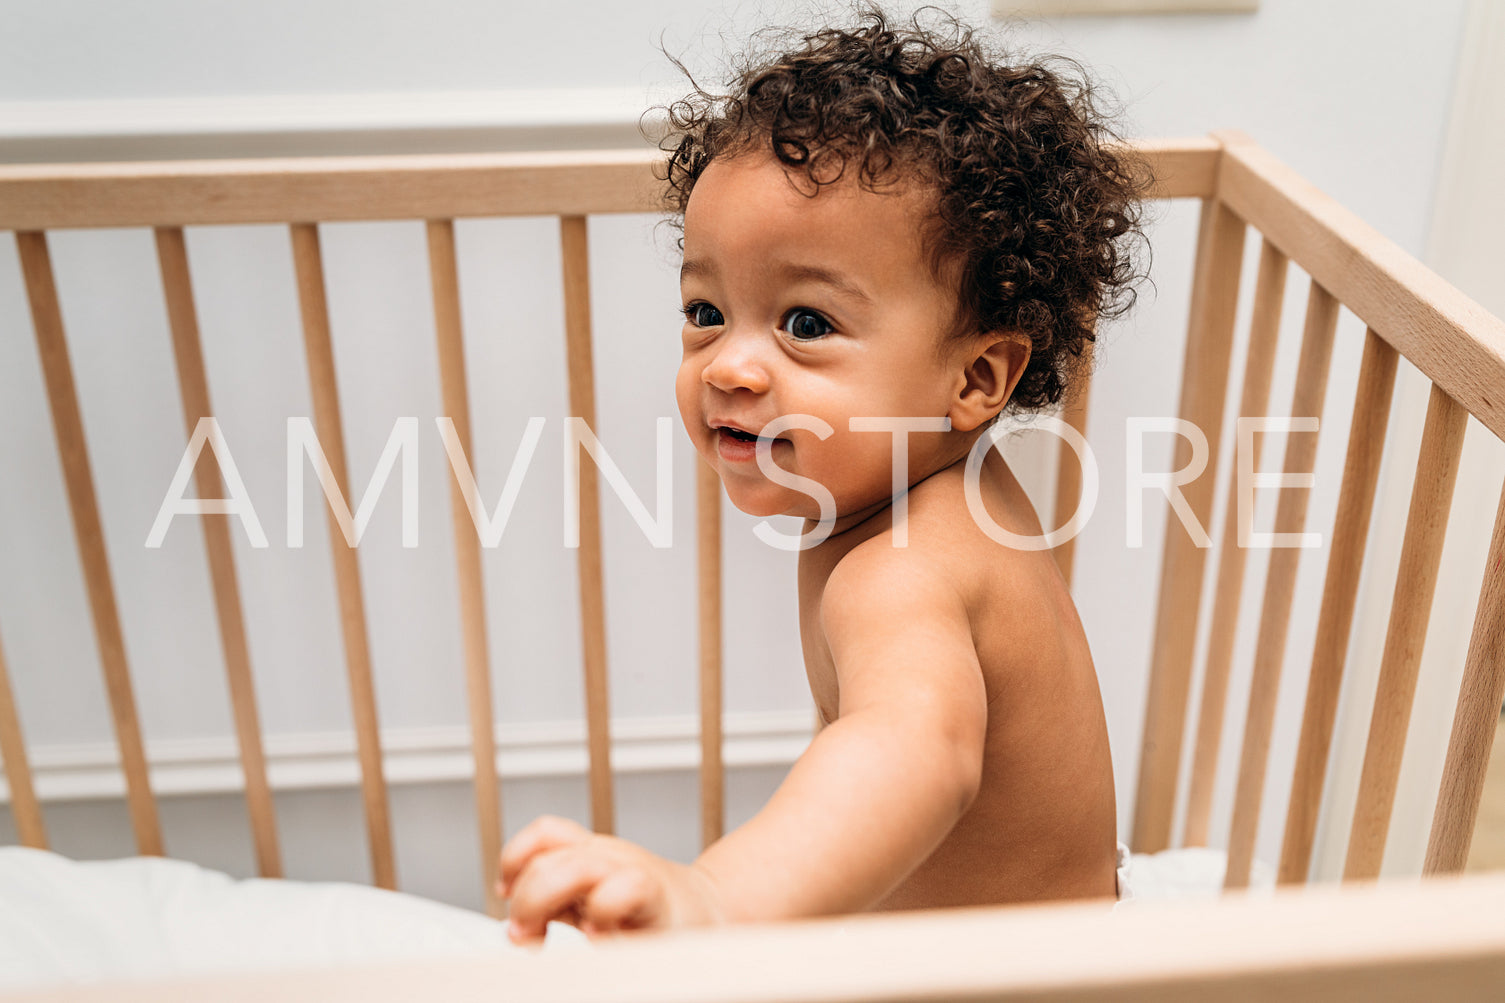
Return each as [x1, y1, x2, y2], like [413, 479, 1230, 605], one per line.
[1222, 282, 1339, 889]
[0, 141, 1217, 232]
[28, 869, 1505, 1003]
[1130, 189, 1248, 853]
[15, 230, 163, 856]
[154, 226, 282, 878]
[1278, 328, 1398, 883]
[289, 222, 396, 889]
[1182, 239, 1288, 847]
[1424, 477, 1505, 874]
[697, 461, 725, 849]
[1217, 142, 1505, 443]
[426, 218, 503, 915]
[0, 629, 46, 848]
[1050, 343, 1094, 590]
[560, 214, 615, 836]
[1343, 384, 1470, 880]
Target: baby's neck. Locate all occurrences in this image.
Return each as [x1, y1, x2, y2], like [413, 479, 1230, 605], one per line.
[808, 438, 980, 543]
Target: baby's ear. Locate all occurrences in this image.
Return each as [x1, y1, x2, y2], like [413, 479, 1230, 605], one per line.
[948, 333, 1032, 432]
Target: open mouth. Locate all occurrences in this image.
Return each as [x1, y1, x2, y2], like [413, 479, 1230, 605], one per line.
[714, 425, 789, 458]
[716, 425, 787, 444]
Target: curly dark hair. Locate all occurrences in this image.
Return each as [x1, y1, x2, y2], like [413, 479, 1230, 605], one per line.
[649, 3, 1151, 414]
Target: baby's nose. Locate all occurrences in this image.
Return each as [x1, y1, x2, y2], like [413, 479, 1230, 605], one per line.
[702, 334, 770, 394]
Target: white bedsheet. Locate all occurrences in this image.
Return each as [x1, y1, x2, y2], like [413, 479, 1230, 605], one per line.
[0, 843, 1270, 989]
[0, 847, 585, 991]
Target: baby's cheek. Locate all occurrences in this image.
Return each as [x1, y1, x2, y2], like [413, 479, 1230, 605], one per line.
[673, 364, 702, 439]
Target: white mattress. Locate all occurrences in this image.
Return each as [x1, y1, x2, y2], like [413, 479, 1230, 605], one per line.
[0, 847, 585, 991]
[0, 844, 1268, 990]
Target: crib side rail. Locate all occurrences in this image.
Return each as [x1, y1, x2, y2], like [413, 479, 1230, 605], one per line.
[1213, 139, 1505, 881]
[1216, 140, 1505, 441]
[16, 869, 1505, 1003]
[1131, 132, 1505, 891]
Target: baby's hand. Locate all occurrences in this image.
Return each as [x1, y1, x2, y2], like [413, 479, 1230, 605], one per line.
[498, 815, 725, 943]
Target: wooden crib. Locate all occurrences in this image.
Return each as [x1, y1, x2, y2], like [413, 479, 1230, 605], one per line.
[2, 132, 1505, 999]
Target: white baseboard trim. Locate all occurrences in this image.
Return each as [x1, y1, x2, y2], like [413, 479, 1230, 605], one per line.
[0, 87, 678, 162]
[0, 710, 814, 804]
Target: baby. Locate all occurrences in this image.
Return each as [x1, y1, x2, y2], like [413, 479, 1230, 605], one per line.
[500, 3, 1147, 940]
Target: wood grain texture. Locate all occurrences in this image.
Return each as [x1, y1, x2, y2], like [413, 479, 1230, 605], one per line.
[427, 218, 504, 916]
[289, 222, 396, 890]
[1182, 238, 1288, 847]
[16, 230, 162, 856]
[0, 630, 46, 848]
[154, 225, 281, 878]
[697, 461, 725, 850]
[1343, 384, 1470, 880]
[1131, 183, 1248, 853]
[1222, 281, 1339, 889]
[1278, 328, 1398, 883]
[1425, 478, 1505, 874]
[560, 214, 616, 836]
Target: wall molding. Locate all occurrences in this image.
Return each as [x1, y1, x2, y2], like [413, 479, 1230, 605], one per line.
[0, 710, 814, 803]
[0, 87, 678, 162]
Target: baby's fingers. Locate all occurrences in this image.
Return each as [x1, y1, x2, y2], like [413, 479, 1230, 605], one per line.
[506, 847, 611, 943]
[581, 867, 663, 935]
[498, 815, 592, 896]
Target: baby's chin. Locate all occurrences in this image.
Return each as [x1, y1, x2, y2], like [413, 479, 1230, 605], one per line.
[722, 490, 804, 520]
[717, 480, 820, 521]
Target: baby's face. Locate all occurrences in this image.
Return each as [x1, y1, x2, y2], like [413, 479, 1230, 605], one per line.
[676, 148, 974, 526]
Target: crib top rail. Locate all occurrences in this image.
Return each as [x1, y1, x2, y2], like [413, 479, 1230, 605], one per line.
[0, 135, 1500, 436]
[0, 138, 1218, 228]
[0, 137, 1210, 227]
[0, 148, 671, 228]
[16, 868, 1505, 1003]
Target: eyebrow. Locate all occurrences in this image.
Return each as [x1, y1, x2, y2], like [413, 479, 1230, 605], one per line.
[679, 258, 874, 306]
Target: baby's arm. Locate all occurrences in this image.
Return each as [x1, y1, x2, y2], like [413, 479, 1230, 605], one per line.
[693, 547, 989, 919]
[501, 545, 988, 936]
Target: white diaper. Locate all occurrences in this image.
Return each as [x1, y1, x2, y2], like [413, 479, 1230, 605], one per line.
[1112, 843, 1276, 910]
[1114, 840, 1133, 903]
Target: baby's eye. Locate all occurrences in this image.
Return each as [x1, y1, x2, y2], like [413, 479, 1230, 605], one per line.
[781, 308, 833, 341]
[682, 302, 723, 327]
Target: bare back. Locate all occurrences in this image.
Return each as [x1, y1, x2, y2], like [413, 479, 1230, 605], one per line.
[797, 448, 1118, 909]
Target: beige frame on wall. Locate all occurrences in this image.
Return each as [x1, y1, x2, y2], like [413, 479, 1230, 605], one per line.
[993, 0, 1258, 17]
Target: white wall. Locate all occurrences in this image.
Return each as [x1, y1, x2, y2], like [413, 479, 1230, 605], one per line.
[0, 0, 1476, 907]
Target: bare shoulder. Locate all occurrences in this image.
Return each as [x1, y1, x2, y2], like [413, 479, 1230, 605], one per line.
[896, 452, 1067, 611]
[816, 526, 989, 729]
[892, 453, 1088, 687]
[818, 531, 973, 674]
